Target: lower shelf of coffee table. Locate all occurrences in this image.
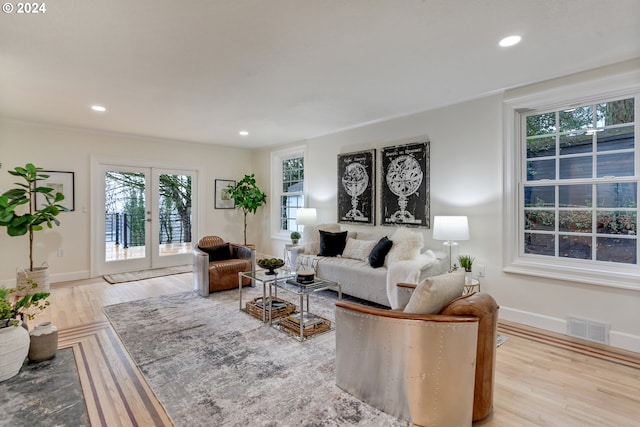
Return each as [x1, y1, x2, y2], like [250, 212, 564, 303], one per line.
[245, 297, 296, 321]
[276, 312, 332, 339]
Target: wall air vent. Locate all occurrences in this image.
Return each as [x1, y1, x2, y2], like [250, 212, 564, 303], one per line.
[567, 316, 609, 345]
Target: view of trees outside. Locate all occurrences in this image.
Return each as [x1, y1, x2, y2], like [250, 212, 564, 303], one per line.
[105, 171, 192, 250]
[280, 156, 304, 232]
[523, 97, 636, 264]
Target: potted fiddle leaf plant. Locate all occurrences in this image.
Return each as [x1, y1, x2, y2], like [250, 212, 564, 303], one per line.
[226, 174, 267, 245]
[0, 163, 67, 293]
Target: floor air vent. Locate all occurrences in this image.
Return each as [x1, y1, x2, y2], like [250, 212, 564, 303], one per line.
[567, 316, 609, 345]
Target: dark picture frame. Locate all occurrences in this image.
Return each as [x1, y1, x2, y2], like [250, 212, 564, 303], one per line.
[215, 179, 235, 209]
[36, 170, 75, 211]
[380, 141, 430, 228]
[337, 149, 376, 225]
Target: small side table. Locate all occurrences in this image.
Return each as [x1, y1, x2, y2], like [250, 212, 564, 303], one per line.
[463, 278, 481, 295]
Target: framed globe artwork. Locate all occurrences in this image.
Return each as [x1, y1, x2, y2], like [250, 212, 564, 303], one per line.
[381, 141, 430, 228]
[337, 149, 375, 225]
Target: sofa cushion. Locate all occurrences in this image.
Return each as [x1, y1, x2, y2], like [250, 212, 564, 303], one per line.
[368, 236, 393, 268]
[403, 270, 465, 314]
[385, 227, 424, 266]
[199, 243, 231, 262]
[319, 230, 348, 256]
[342, 237, 377, 262]
[302, 223, 341, 255]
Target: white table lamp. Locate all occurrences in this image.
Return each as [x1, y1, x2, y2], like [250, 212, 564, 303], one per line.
[432, 216, 469, 269]
[296, 208, 317, 227]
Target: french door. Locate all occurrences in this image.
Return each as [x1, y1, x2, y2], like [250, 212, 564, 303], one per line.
[96, 163, 197, 275]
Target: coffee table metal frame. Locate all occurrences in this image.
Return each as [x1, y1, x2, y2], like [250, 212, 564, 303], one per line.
[269, 277, 342, 341]
[238, 269, 296, 322]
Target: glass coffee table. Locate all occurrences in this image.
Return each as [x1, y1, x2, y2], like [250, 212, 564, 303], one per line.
[269, 277, 342, 341]
[238, 269, 297, 322]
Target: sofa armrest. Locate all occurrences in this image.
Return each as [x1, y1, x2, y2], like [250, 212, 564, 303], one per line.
[193, 244, 210, 297]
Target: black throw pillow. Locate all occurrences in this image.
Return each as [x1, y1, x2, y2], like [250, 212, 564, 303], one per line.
[318, 230, 348, 257]
[199, 243, 231, 262]
[368, 236, 393, 268]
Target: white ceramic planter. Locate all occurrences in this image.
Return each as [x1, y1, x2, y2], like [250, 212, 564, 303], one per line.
[0, 322, 30, 382]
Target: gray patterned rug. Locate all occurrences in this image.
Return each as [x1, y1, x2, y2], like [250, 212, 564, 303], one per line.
[103, 287, 407, 427]
[0, 348, 89, 427]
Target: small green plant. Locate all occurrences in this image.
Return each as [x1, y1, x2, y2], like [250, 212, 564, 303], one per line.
[457, 255, 475, 272]
[0, 280, 50, 327]
[290, 231, 301, 241]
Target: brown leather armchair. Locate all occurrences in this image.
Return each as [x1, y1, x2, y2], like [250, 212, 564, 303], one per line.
[193, 236, 255, 296]
[335, 291, 498, 426]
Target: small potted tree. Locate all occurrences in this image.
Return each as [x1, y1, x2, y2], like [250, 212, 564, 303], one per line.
[290, 231, 301, 244]
[226, 174, 267, 246]
[0, 163, 67, 293]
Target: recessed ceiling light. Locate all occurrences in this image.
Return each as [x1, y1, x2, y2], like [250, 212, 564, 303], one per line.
[91, 105, 107, 112]
[239, 130, 249, 136]
[499, 35, 521, 47]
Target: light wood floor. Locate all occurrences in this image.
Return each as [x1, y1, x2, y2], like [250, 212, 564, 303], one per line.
[27, 274, 640, 427]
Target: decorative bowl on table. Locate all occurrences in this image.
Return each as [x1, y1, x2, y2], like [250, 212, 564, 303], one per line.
[257, 258, 285, 275]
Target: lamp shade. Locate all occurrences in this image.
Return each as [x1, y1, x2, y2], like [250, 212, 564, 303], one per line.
[432, 216, 469, 241]
[296, 208, 317, 226]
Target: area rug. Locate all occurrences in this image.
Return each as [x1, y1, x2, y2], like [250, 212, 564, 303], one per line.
[103, 264, 191, 284]
[103, 288, 407, 427]
[0, 348, 89, 426]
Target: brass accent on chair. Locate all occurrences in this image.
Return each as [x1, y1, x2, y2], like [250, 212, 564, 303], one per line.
[335, 292, 499, 426]
[192, 236, 256, 296]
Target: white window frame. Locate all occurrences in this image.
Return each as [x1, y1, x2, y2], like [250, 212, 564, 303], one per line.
[503, 69, 640, 291]
[271, 145, 307, 240]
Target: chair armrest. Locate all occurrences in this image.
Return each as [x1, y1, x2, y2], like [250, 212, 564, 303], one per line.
[396, 282, 416, 289]
[193, 244, 210, 297]
[230, 243, 256, 271]
[335, 300, 477, 323]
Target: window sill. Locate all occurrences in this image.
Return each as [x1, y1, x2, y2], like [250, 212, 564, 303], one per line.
[504, 259, 640, 291]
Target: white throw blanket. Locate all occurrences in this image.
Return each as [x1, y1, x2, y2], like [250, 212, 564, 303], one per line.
[386, 250, 437, 309]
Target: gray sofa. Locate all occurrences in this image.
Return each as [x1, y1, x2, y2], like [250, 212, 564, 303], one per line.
[291, 224, 448, 307]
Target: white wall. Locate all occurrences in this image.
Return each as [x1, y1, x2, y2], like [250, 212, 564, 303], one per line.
[0, 119, 252, 284]
[252, 66, 640, 352]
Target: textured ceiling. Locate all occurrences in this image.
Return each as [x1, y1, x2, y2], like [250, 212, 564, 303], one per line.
[1, 0, 639, 148]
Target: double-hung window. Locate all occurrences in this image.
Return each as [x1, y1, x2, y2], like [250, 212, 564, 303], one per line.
[272, 147, 305, 237]
[524, 98, 636, 264]
[504, 77, 640, 289]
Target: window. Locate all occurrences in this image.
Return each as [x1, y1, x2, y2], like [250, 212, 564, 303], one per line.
[524, 98, 636, 264]
[272, 147, 305, 238]
[503, 72, 640, 289]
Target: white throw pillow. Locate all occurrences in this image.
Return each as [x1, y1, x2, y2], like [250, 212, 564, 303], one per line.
[341, 238, 377, 262]
[385, 227, 424, 266]
[301, 223, 341, 255]
[403, 270, 465, 314]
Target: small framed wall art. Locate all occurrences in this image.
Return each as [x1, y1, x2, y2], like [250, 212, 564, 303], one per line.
[381, 141, 430, 228]
[36, 170, 75, 211]
[337, 149, 376, 225]
[215, 179, 235, 209]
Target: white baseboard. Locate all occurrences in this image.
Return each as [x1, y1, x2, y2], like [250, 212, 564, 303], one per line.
[499, 306, 640, 354]
[0, 270, 91, 288]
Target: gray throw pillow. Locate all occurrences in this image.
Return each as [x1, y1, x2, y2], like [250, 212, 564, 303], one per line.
[403, 270, 465, 314]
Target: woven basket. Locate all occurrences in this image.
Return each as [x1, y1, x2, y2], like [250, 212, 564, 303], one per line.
[245, 297, 296, 321]
[16, 265, 50, 296]
[279, 313, 331, 338]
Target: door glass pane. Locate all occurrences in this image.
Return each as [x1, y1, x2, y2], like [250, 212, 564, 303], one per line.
[158, 174, 192, 257]
[104, 171, 146, 261]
